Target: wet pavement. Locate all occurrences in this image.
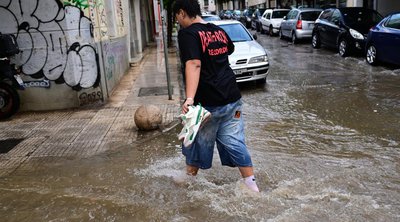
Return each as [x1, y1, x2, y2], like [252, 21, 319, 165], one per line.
[0, 37, 182, 177]
[0, 32, 400, 221]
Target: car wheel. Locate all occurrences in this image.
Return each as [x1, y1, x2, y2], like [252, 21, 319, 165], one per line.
[260, 25, 265, 34]
[256, 23, 260, 32]
[312, 32, 321, 48]
[269, 26, 274, 36]
[339, 39, 349, 57]
[256, 78, 266, 84]
[292, 32, 298, 44]
[279, 29, 284, 39]
[366, 44, 378, 65]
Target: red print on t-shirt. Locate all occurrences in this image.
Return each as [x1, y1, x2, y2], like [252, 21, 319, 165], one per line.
[198, 30, 229, 56]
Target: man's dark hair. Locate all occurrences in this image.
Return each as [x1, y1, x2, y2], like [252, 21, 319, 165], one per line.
[172, 0, 201, 18]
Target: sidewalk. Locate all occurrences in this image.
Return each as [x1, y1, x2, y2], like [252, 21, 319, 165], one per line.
[0, 36, 183, 177]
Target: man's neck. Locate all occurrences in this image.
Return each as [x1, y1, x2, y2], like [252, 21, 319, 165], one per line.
[185, 16, 205, 27]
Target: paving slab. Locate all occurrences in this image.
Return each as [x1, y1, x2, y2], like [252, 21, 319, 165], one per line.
[0, 37, 183, 176]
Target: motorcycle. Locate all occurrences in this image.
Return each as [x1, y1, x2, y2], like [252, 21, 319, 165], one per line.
[0, 33, 24, 120]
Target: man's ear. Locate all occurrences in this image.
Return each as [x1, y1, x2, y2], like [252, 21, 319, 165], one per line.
[179, 9, 186, 18]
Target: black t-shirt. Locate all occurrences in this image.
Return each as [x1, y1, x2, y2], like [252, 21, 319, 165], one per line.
[178, 22, 241, 106]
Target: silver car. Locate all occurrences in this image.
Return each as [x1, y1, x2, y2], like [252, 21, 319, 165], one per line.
[210, 20, 269, 83]
[280, 8, 322, 44]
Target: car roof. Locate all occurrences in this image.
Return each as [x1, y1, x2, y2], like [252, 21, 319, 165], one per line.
[208, 20, 242, 26]
[292, 8, 322, 12]
[202, 14, 216, 17]
[266, 8, 290, 11]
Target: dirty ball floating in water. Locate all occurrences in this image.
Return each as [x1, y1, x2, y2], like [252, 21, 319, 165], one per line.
[134, 105, 162, 130]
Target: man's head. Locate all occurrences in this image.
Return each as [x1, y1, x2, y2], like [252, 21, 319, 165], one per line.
[173, 0, 201, 28]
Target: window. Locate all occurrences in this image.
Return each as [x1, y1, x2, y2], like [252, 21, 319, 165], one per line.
[286, 10, 294, 19]
[320, 10, 333, 21]
[292, 11, 299, 19]
[266, 13, 271, 19]
[331, 10, 341, 24]
[386, 13, 400, 29]
[300, 11, 320, 21]
[272, 10, 289, 19]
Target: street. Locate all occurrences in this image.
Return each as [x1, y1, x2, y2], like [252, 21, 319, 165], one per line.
[0, 33, 399, 221]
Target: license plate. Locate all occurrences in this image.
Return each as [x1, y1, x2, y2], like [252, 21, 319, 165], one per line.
[309, 24, 314, 28]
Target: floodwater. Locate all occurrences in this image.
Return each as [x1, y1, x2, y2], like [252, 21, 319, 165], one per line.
[0, 35, 400, 221]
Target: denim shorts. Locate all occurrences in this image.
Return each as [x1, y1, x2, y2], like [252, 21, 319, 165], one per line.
[182, 99, 253, 169]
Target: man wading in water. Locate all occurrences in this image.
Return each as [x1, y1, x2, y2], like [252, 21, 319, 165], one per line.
[174, 0, 259, 193]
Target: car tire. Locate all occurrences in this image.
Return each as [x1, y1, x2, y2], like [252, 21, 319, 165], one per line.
[366, 44, 378, 66]
[312, 32, 321, 48]
[256, 78, 267, 84]
[279, 29, 284, 39]
[291, 32, 298, 44]
[269, 26, 274, 36]
[338, 39, 349, 57]
[256, 23, 260, 32]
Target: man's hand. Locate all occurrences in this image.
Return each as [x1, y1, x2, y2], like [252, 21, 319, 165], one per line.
[182, 98, 194, 114]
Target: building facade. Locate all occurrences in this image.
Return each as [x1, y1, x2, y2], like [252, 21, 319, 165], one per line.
[216, 0, 399, 16]
[0, 0, 155, 111]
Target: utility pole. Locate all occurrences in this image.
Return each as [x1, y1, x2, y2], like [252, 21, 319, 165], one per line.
[159, 0, 172, 100]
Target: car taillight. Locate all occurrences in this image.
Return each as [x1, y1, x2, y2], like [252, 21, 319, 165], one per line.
[296, 20, 302, 29]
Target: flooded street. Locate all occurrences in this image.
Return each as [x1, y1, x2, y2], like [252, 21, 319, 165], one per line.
[1, 34, 399, 221]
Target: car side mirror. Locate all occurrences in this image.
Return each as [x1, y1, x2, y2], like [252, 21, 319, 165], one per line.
[253, 34, 257, 40]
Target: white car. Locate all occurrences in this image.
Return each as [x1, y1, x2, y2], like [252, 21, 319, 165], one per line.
[260, 9, 290, 35]
[209, 20, 269, 83]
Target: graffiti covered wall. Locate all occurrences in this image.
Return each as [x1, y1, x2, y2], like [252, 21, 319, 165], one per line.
[0, 0, 129, 110]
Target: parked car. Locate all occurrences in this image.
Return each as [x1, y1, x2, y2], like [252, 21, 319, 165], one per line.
[209, 20, 270, 83]
[251, 8, 267, 32]
[280, 8, 322, 44]
[224, 10, 233, 19]
[260, 9, 290, 35]
[312, 7, 383, 57]
[232, 10, 242, 21]
[240, 8, 255, 28]
[218, 10, 226, 19]
[365, 11, 400, 65]
[201, 14, 221, 22]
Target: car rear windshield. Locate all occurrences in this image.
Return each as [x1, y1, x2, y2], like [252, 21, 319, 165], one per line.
[300, 11, 321, 21]
[272, 10, 289, 19]
[341, 9, 383, 26]
[218, 23, 252, 42]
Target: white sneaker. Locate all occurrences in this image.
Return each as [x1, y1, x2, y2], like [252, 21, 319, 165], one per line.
[178, 104, 211, 147]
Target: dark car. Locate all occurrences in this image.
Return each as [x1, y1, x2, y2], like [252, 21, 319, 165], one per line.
[240, 8, 255, 28]
[365, 12, 400, 66]
[224, 10, 233, 19]
[251, 8, 267, 32]
[312, 7, 383, 57]
[232, 10, 242, 21]
[219, 10, 226, 19]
